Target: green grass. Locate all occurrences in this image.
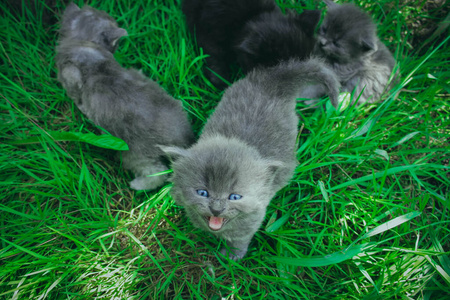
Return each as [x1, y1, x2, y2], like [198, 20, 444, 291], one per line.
[1, 0, 449, 298]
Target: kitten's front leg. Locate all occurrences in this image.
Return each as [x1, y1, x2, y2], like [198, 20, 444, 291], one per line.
[220, 238, 251, 261]
[343, 77, 370, 106]
[219, 210, 267, 260]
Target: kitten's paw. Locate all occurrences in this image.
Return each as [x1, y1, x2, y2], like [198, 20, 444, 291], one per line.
[337, 92, 352, 111]
[129, 175, 167, 191]
[220, 247, 247, 261]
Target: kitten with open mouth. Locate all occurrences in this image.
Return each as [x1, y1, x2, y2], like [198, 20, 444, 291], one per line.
[162, 58, 339, 260]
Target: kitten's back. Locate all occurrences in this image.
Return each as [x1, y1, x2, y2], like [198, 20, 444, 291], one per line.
[183, 0, 277, 40]
[236, 9, 321, 72]
[58, 42, 192, 153]
[201, 58, 339, 186]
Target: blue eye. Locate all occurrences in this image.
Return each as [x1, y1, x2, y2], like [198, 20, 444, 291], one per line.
[228, 194, 242, 200]
[196, 189, 209, 197]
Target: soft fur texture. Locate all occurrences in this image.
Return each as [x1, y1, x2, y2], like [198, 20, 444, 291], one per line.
[162, 58, 340, 260]
[59, 2, 127, 53]
[56, 3, 194, 190]
[182, 0, 321, 88]
[314, 0, 397, 106]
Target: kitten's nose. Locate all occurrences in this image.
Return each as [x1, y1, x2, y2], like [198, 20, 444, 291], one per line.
[209, 206, 224, 216]
[319, 38, 327, 47]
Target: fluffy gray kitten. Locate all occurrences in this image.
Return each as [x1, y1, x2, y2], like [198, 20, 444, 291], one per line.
[314, 0, 397, 106]
[56, 3, 194, 190]
[162, 58, 339, 260]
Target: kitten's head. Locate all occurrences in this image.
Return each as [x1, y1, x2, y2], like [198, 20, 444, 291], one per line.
[60, 3, 127, 53]
[316, 1, 377, 63]
[236, 9, 321, 72]
[161, 136, 283, 233]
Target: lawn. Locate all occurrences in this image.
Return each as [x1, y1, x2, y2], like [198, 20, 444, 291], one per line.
[1, 0, 449, 299]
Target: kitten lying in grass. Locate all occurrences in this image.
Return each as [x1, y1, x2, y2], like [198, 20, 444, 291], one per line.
[182, 0, 321, 89]
[314, 0, 397, 106]
[56, 3, 194, 190]
[162, 58, 339, 260]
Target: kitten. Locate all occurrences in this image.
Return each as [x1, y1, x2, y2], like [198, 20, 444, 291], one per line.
[56, 3, 194, 190]
[162, 57, 340, 260]
[182, 0, 321, 88]
[314, 0, 397, 106]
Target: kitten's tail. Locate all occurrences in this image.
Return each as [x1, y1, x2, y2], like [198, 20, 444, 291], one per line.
[246, 57, 340, 108]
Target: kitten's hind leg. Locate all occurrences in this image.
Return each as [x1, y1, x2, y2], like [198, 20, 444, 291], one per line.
[129, 162, 169, 191]
[123, 153, 169, 190]
[59, 65, 83, 106]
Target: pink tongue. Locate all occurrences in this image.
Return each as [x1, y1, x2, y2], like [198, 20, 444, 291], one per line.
[208, 217, 224, 231]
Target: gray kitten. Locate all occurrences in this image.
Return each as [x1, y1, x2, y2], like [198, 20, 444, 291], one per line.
[314, 0, 397, 106]
[162, 58, 339, 260]
[56, 3, 194, 190]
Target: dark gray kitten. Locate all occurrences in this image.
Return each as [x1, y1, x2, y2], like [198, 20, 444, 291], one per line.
[56, 3, 194, 190]
[162, 58, 339, 260]
[314, 0, 397, 106]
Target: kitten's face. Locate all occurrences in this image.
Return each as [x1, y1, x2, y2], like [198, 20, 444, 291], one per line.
[163, 137, 280, 234]
[316, 3, 377, 63]
[237, 10, 321, 72]
[60, 3, 127, 53]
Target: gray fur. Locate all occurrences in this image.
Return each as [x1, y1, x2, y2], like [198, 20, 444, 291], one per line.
[162, 58, 340, 260]
[56, 3, 194, 190]
[60, 2, 128, 53]
[314, 0, 397, 106]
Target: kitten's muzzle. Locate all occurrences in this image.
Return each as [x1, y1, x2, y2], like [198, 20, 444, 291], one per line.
[209, 206, 225, 216]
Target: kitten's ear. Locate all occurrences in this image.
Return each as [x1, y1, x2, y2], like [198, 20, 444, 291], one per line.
[64, 2, 81, 16]
[159, 145, 190, 161]
[264, 160, 285, 175]
[360, 37, 377, 53]
[61, 3, 81, 29]
[108, 28, 128, 47]
[102, 28, 128, 50]
[324, 0, 339, 8]
[114, 28, 128, 39]
[263, 159, 285, 184]
[294, 10, 322, 36]
[237, 38, 257, 56]
[236, 37, 259, 71]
